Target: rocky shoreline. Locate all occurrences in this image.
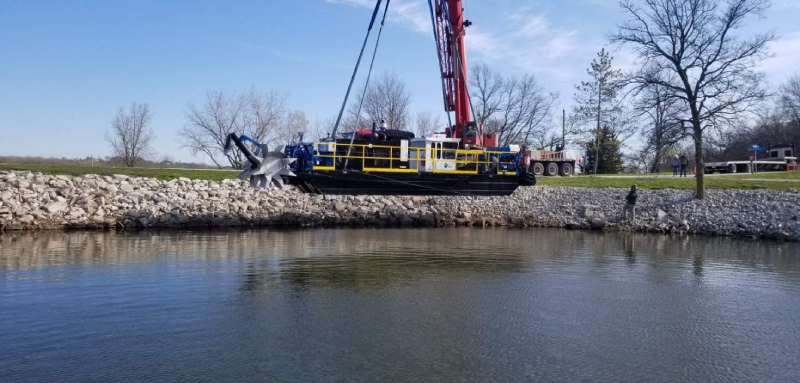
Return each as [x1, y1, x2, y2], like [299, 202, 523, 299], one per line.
[0, 170, 798, 241]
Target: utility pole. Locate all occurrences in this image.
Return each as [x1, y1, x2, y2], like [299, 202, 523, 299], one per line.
[594, 81, 601, 175]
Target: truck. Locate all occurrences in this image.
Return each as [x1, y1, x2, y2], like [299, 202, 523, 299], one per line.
[704, 144, 797, 174]
[521, 148, 577, 177]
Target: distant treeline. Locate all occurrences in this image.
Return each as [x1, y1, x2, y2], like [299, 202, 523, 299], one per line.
[0, 155, 219, 170]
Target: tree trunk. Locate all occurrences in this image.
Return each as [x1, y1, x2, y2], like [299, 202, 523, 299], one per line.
[694, 127, 705, 199]
[594, 82, 601, 174]
[650, 150, 662, 174]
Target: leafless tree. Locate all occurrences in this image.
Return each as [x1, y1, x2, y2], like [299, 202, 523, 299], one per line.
[105, 102, 155, 167]
[635, 84, 687, 173]
[311, 116, 336, 141]
[242, 88, 287, 148]
[469, 65, 558, 147]
[275, 110, 309, 146]
[353, 72, 412, 131]
[415, 110, 442, 138]
[470, 64, 505, 128]
[611, 0, 775, 198]
[180, 89, 286, 168]
[780, 73, 800, 127]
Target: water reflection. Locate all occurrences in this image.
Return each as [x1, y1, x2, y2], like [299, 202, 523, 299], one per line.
[1, 229, 799, 383]
[2, 229, 799, 290]
[2, 229, 797, 273]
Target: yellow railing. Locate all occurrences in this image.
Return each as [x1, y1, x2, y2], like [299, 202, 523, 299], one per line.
[313, 142, 518, 175]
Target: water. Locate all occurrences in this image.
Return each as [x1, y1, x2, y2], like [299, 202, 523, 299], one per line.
[1, 229, 798, 383]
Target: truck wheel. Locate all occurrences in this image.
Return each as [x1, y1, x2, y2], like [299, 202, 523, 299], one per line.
[531, 162, 544, 176]
[728, 163, 737, 173]
[559, 162, 573, 177]
[544, 162, 559, 176]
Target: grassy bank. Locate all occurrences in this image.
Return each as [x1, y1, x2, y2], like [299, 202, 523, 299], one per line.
[0, 163, 240, 181]
[3, 162, 799, 191]
[537, 171, 800, 191]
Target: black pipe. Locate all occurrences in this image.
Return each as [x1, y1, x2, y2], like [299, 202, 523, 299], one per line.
[225, 133, 261, 168]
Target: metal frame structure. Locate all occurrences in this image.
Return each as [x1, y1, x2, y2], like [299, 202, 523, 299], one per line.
[313, 142, 521, 176]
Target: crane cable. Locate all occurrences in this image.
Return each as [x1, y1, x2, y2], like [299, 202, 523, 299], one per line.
[343, 0, 392, 169]
[426, 0, 454, 131]
[330, 0, 386, 140]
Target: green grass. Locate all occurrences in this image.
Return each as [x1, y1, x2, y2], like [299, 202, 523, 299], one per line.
[0, 163, 240, 182]
[3, 162, 798, 191]
[538, 171, 800, 191]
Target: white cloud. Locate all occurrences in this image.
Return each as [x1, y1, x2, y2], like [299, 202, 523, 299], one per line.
[324, 0, 609, 102]
[325, 1, 595, 79]
[774, 0, 800, 9]
[464, 9, 596, 81]
[760, 32, 800, 82]
[232, 40, 349, 70]
[326, 0, 430, 33]
[515, 15, 550, 39]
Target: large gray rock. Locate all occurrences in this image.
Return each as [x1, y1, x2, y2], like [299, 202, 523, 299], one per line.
[45, 201, 67, 214]
[0, 170, 798, 240]
[590, 218, 607, 230]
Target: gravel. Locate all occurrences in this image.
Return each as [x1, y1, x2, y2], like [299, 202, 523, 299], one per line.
[0, 170, 798, 241]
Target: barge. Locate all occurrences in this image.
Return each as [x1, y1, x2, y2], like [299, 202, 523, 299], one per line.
[225, 0, 538, 196]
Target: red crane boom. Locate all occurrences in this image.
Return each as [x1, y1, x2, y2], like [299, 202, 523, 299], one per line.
[430, 0, 496, 148]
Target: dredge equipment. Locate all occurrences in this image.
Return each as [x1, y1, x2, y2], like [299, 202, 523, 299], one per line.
[223, 133, 296, 188]
[229, 0, 537, 195]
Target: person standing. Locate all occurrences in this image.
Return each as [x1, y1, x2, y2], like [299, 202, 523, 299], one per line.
[671, 155, 680, 177]
[624, 184, 638, 222]
[679, 154, 688, 177]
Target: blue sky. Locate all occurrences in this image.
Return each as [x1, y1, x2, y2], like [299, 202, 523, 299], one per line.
[2, 0, 799, 162]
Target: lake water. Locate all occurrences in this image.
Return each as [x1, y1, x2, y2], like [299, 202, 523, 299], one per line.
[1, 229, 798, 382]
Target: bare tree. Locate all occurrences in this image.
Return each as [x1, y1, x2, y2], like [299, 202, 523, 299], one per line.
[468, 65, 558, 147]
[470, 64, 505, 129]
[180, 89, 286, 168]
[780, 73, 800, 127]
[105, 102, 155, 167]
[311, 116, 336, 141]
[242, 89, 287, 148]
[275, 110, 309, 146]
[415, 110, 442, 138]
[635, 84, 686, 173]
[352, 72, 412, 132]
[611, 0, 775, 198]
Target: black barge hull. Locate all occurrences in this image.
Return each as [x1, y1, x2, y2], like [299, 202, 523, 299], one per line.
[292, 171, 527, 196]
